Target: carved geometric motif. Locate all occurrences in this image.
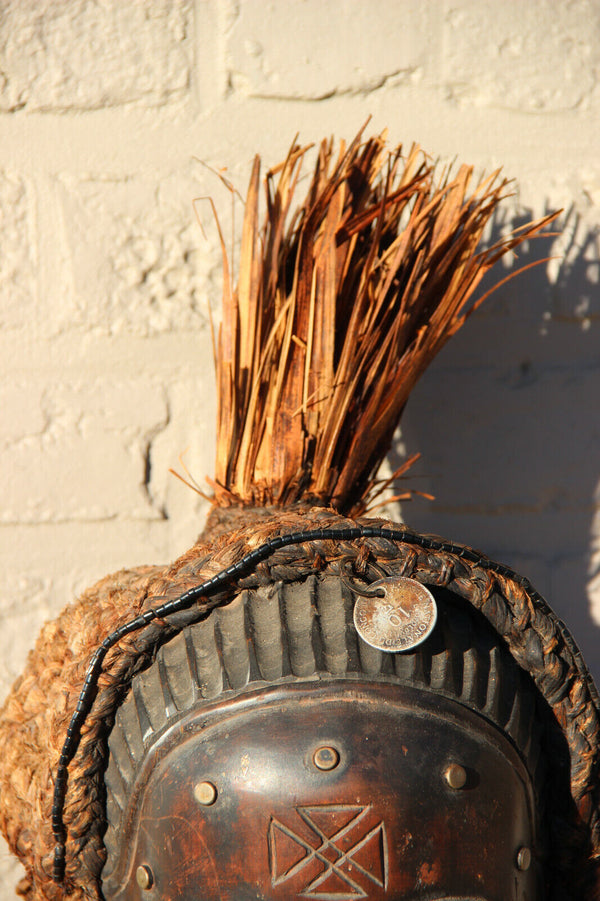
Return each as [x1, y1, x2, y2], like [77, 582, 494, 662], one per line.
[269, 805, 388, 899]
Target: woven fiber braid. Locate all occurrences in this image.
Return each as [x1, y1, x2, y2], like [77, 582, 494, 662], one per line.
[0, 507, 599, 900]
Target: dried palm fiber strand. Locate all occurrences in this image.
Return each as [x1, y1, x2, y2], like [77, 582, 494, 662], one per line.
[210, 129, 559, 515]
[0, 128, 597, 901]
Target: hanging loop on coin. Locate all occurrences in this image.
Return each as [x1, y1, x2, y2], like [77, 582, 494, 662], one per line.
[336, 557, 390, 598]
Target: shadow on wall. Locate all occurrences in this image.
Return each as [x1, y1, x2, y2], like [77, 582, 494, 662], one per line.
[392, 207, 600, 682]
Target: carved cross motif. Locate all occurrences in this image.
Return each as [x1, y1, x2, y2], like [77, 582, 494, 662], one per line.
[269, 804, 388, 899]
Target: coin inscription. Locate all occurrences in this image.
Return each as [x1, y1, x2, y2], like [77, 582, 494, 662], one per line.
[353, 577, 437, 652]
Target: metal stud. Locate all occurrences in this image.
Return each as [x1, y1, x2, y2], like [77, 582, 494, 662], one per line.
[313, 746, 340, 771]
[517, 846, 532, 871]
[194, 780, 218, 806]
[136, 864, 154, 890]
[444, 763, 467, 789]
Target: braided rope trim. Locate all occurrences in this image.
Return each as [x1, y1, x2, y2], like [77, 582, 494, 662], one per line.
[76, 518, 600, 892]
[2, 510, 599, 900]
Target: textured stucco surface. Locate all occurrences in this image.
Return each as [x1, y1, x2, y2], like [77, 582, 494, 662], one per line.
[0, 0, 599, 894]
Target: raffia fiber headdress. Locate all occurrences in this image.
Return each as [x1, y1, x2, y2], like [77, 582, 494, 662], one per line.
[0, 129, 598, 901]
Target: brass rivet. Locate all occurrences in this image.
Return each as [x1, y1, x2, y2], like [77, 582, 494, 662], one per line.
[517, 846, 532, 871]
[194, 780, 218, 806]
[444, 763, 467, 789]
[313, 746, 340, 771]
[136, 864, 154, 890]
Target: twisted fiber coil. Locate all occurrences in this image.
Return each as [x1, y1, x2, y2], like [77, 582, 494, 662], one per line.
[0, 507, 599, 900]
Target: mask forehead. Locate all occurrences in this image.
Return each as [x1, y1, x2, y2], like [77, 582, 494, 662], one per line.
[103, 682, 540, 901]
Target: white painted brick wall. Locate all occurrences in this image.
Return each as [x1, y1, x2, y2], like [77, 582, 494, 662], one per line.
[0, 0, 191, 112]
[0, 1, 599, 894]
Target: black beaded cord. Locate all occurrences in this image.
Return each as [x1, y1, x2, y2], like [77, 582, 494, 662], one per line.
[51, 524, 596, 883]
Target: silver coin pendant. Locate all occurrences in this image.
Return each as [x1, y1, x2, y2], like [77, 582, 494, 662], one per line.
[353, 576, 437, 652]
